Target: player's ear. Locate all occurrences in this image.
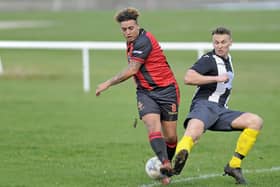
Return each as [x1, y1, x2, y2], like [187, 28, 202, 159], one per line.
[229, 38, 233, 46]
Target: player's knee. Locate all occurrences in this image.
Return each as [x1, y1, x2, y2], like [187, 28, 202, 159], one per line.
[247, 113, 263, 130]
[165, 135, 177, 144]
[254, 114, 263, 130]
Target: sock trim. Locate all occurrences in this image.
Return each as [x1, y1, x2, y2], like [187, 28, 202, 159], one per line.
[149, 131, 162, 141]
[234, 152, 245, 160]
[166, 137, 177, 148]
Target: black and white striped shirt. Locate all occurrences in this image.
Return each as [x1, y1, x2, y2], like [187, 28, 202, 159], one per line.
[191, 50, 234, 107]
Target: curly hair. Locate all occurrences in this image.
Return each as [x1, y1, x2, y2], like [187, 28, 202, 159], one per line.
[115, 7, 140, 23]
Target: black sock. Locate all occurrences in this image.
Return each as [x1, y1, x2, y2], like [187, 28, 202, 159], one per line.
[149, 132, 168, 163]
[166, 141, 177, 161]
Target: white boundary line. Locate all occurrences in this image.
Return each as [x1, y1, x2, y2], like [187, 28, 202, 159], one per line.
[139, 166, 280, 187]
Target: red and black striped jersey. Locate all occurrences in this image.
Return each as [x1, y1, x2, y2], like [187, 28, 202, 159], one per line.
[127, 29, 178, 91]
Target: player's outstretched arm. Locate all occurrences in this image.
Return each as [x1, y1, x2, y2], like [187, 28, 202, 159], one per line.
[95, 61, 142, 96]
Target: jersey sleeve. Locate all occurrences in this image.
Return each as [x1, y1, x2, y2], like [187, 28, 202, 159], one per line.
[190, 54, 215, 75]
[130, 36, 152, 64]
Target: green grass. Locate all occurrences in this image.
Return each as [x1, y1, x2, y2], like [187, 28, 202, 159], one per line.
[0, 10, 280, 187]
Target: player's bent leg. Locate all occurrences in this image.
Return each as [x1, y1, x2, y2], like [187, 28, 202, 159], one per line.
[173, 119, 204, 175]
[231, 112, 263, 131]
[224, 113, 263, 184]
[173, 149, 189, 175]
[231, 113, 263, 164]
[173, 135, 194, 175]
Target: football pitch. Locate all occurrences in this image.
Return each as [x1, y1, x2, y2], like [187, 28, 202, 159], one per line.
[0, 9, 280, 187]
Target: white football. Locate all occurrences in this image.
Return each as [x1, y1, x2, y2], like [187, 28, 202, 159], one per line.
[145, 156, 164, 179]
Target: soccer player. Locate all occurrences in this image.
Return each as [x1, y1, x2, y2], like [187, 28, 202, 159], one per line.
[172, 27, 263, 184]
[95, 7, 180, 184]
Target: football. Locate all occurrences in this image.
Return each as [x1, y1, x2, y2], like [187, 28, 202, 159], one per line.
[145, 156, 164, 179]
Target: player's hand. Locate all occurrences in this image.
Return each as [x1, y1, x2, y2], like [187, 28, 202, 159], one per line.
[95, 81, 110, 96]
[217, 73, 229, 83]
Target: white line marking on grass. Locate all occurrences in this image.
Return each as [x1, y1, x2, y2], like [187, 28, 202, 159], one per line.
[139, 166, 280, 187]
[0, 21, 54, 30]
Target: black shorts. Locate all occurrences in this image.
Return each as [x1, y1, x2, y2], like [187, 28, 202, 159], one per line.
[136, 84, 179, 121]
[184, 99, 243, 131]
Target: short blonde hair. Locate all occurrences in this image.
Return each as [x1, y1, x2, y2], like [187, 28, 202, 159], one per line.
[114, 7, 140, 23]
